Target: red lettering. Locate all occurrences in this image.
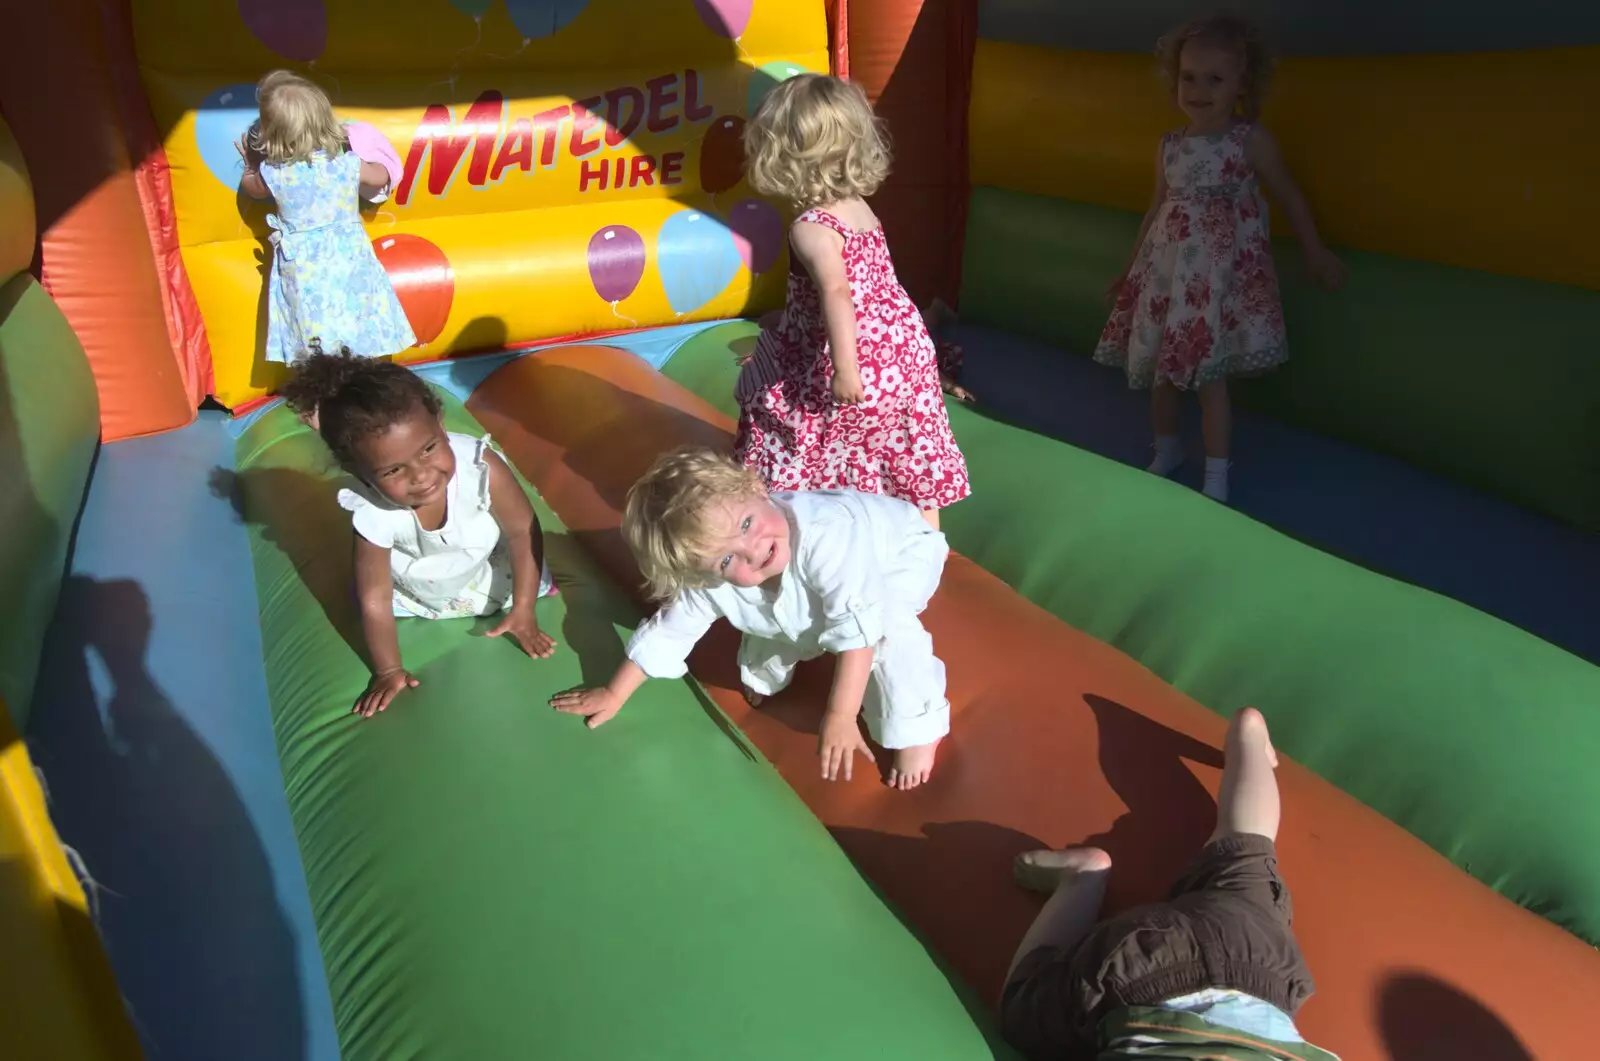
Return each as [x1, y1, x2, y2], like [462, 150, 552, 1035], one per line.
[645, 74, 681, 134]
[578, 157, 609, 192]
[531, 104, 571, 168]
[490, 118, 534, 182]
[660, 150, 685, 186]
[569, 96, 604, 159]
[604, 85, 645, 148]
[683, 69, 713, 123]
[627, 154, 658, 188]
[396, 92, 505, 205]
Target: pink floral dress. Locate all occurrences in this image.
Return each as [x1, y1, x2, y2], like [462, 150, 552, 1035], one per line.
[1094, 122, 1287, 390]
[734, 208, 970, 511]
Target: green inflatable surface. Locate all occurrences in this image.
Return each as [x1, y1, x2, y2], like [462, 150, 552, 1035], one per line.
[233, 394, 1010, 1060]
[662, 320, 1600, 945]
[0, 274, 100, 728]
[959, 186, 1600, 532]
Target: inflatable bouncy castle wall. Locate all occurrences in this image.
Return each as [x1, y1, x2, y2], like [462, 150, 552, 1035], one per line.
[1, 2, 1598, 1060]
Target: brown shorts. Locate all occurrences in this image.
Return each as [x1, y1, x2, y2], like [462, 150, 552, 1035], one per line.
[1000, 835, 1314, 1059]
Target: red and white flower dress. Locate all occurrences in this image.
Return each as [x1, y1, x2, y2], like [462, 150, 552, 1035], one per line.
[734, 208, 970, 511]
[1094, 122, 1287, 390]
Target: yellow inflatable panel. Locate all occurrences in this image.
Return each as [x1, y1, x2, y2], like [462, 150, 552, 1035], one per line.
[0, 702, 142, 1060]
[0, 115, 35, 281]
[971, 41, 1598, 290]
[133, 0, 825, 407]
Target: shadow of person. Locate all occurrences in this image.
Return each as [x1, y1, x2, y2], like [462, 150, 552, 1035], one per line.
[28, 575, 306, 1061]
[1079, 693, 1224, 912]
[1379, 972, 1535, 1061]
[210, 463, 365, 660]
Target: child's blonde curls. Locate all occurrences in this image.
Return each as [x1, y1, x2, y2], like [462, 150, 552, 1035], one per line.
[742, 73, 891, 209]
[254, 70, 349, 165]
[623, 446, 768, 601]
[1157, 14, 1275, 122]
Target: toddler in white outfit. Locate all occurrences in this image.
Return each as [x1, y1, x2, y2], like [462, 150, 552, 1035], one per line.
[550, 445, 951, 790]
[282, 345, 556, 718]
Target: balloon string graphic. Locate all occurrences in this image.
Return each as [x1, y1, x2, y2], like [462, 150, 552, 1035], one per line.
[434, 16, 485, 93]
[610, 301, 638, 327]
[309, 60, 342, 100]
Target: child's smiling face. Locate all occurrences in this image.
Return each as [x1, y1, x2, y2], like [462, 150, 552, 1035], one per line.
[699, 493, 791, 589]
[353, 406, 456, 510]
[1176, 40, 1244, 130]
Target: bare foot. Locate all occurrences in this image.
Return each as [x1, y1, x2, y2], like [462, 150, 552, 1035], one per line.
[1237, 706, 1278, 768]
[1013, 846, 1113, 894]
[741, 685, 765, 708]
[940, 375, 975, 403]
[886, 739, 939, 791]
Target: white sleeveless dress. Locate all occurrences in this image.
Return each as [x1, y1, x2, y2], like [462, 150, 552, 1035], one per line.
[337, 432, 555, 619]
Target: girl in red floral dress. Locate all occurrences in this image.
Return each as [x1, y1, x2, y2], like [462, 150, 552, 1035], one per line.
[1094, 15, 1344, 503]
[735, 74, 970, 529]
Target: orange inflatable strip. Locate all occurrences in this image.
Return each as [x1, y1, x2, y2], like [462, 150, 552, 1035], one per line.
[467, 345, 1597, 1061]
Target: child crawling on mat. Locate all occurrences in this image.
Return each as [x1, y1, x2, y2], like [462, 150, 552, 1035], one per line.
[1000, 708, 1340, 1060]
[549, 445, 951, 790]
[282, 345, 557, 718]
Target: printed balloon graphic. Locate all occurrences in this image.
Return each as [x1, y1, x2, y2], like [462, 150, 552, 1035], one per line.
[692, 0, 752, 38]
[195, 83, 263, 188]
[728, 199, 784, 274]
[699, 115, 746, 195]
[747, 62, 812, 116]
[373, 234, 455, 345]
[447, 0, 494, 14]
[504, 0, 589, 38]
[237, 0, 327, 62]
[658, 210, 741, 315]
[587, 225, 646, 304]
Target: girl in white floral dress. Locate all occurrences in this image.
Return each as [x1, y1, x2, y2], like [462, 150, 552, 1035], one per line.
[1094, 15, 1344, 502]
[237, 70, 416, 366]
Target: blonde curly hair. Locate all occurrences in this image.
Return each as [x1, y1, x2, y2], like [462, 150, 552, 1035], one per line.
[254, 70, 349, 165]
[623, 446, 767, 601]
[1157, 13, 1275, 122]
[743, 73, 891, 209]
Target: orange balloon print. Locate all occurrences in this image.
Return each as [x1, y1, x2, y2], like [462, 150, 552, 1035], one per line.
[373, 234, 454, 345]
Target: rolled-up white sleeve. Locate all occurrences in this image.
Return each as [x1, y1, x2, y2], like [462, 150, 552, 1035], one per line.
[626, 591, 719, 679]
[805, 514, 887, 654]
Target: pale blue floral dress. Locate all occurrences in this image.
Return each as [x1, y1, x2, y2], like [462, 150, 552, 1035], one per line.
[259, 150, 417, 363]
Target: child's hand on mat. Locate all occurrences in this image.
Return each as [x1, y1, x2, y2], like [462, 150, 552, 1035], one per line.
[356, 668, 417, 718]
[1307, 246, 1346, 291]
[550, 687, 624, 729]
[487, 604, 557, 659]
[818, 708, 875, 782]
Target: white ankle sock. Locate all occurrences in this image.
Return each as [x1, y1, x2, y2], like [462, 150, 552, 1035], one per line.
[1202, 457, 1230, 502]
[1148, 435, 1184, 477]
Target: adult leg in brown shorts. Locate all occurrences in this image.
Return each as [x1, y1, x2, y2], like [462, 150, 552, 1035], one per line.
[999, 708, 1301, 1059]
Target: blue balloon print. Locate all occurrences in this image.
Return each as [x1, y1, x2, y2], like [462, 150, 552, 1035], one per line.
[657, 209, 741, 315]
[747, 61, 813, 116]
[195, 82, 262, 189]
[503, 0, 589, 38]
[447, 0, 494, 15]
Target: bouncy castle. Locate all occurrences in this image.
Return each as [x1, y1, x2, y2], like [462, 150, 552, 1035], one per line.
[0, 1, 1596, 1058]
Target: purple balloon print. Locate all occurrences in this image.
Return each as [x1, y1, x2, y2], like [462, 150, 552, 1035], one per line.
[587, 225, 646, 303]
[237, 0, 327, 62]
[692, 0, 752, 39]
[728, 199, 783, 274]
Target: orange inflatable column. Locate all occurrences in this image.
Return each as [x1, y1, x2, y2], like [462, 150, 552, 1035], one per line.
[849, 0, 976, 307]
[0, 0, 195, 440]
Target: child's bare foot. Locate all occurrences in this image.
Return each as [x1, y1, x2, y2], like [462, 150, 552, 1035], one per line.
[887, 739, 939, 791]
[1013, 846, 1113, 894]
[1236, 706, 1278, 768]
[940, 374, 975, 403]
[741, 685, 765, 708]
